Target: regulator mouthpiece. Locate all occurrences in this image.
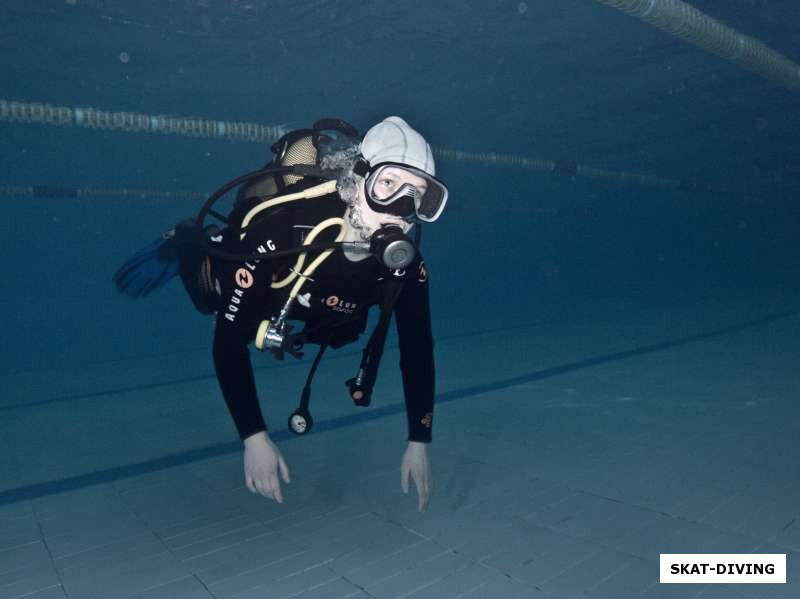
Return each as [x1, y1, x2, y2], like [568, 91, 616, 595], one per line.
[370, 226, 416, 270]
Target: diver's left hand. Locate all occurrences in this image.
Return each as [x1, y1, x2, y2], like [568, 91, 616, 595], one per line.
[401, 441, 432, 512]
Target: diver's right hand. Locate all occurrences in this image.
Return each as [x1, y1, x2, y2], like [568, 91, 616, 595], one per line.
[243, 431, 291, 503]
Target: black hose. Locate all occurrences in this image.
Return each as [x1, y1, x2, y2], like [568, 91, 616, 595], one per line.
[195, 164, 341, 228]
[203, 240, 363, 264]
[195, 164, 346, 263]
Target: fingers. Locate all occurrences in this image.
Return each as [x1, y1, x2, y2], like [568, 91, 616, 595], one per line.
[243, 441, 288, 504]
[247, 473, 283, 503]
[418, 486, 429, 512]
[412, 470, 430, 512]
[279, 456, 291, 484]
[258, 477, 283, 503]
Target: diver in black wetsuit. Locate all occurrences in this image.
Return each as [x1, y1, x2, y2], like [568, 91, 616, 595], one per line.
[114, 116, 447, 511]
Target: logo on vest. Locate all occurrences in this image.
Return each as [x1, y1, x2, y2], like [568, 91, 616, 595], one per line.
[324, 295, 358, 314]
[224, 254, 263, 322]
[235, 268, 254, 289]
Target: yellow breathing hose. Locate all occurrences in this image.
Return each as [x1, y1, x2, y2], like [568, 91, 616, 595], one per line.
[272, 217, 346, 291]
[233, 178, 345, 290]
[239, 179, 339, 240]
[237, 180, 347, 352]
[253, 217, 346, 352]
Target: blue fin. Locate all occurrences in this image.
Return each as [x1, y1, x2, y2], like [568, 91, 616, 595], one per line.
[113, 232, 180, 299]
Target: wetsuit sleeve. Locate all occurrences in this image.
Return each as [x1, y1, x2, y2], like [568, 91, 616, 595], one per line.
[393, 261, 435, 443]
[214, 314, 266, 441]
[212, 210, 292, 441]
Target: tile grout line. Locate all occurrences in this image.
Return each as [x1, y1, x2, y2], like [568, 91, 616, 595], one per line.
[32, 501, 70, 599]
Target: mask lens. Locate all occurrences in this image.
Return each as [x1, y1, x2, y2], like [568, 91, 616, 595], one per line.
[365, 164, 448, 222]
[415, 184, 446, 222]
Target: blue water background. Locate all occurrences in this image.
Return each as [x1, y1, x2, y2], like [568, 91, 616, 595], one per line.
[1, 1, 798, 404]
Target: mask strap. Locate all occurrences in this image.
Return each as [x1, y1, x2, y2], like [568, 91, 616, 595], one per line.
[353, 158, 370, 177]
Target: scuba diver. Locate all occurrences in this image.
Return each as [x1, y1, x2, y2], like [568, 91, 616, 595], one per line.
[113, 116, 448, 511]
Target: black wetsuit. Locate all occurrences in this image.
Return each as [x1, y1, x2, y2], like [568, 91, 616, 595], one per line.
[200, 183, 435, 443]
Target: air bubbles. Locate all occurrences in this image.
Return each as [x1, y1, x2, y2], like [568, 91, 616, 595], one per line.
[119, 52, 130, 64]
[518, 2, 528, 14]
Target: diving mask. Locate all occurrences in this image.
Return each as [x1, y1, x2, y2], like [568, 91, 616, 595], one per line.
[363, 163, 448, 223]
